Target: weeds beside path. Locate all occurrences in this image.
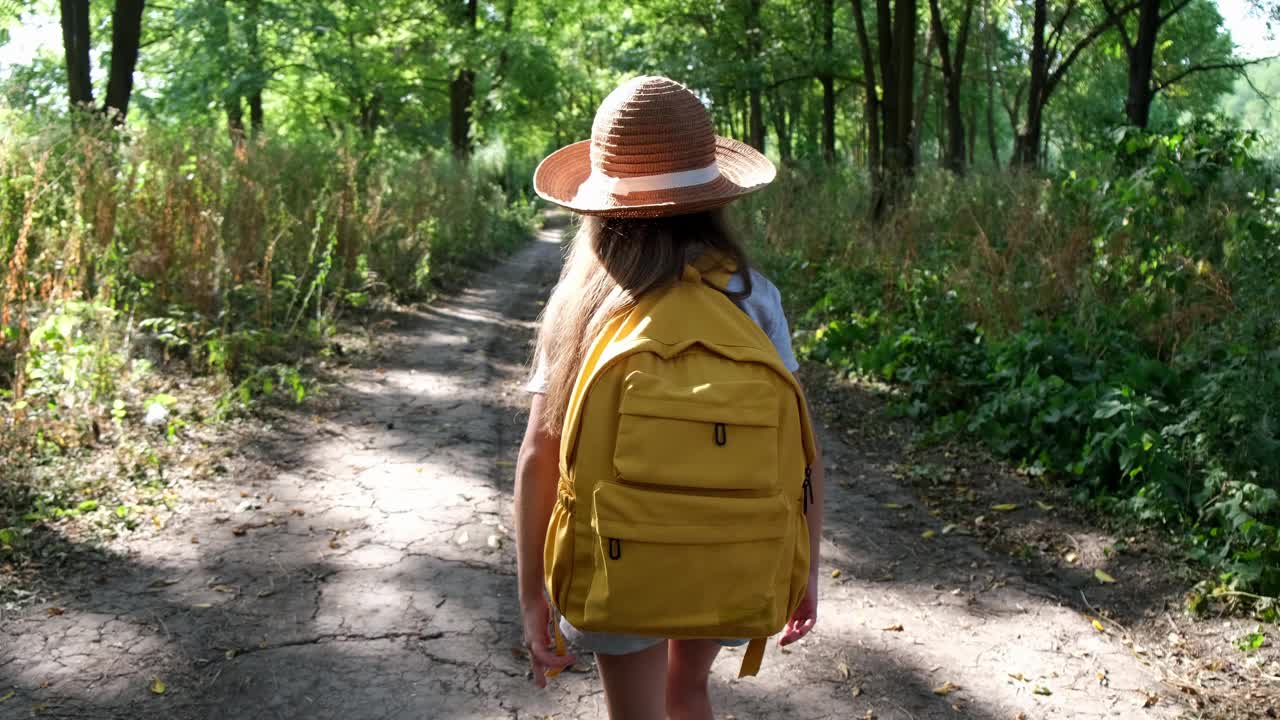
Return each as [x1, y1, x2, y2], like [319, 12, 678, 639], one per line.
[0, 219, 1261, 719]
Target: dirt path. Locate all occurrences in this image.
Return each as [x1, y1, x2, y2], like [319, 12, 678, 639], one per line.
[0, 222, 1181, 720]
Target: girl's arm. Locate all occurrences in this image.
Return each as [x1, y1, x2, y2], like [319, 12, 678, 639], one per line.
[780, 381, 824, 645]
[514, 393, 576, 686]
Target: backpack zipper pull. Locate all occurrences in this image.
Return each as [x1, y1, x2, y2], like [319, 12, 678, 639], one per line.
[802, 466, 813, 514]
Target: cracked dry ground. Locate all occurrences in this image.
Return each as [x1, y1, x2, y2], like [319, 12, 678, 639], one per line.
[0, 224, 1182, 720]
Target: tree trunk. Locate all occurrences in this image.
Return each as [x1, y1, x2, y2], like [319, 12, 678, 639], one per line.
[770, 90, 793, 162]
[245, 0, 264, 136]
[887, 0, 918, 186]
[747, 0, 767, 152]
[850, 0, 881, 174]
[820, 0, 835, 162]
[1012, 0, 1047, 167]
[1124, 0, 1160, 127]
[449, 0, 479, 159]
[212, 0, 243, 141]
[103, 0, 146, 123]
[928, 0, 975, 174]
[967, 100, 977, 166]
[249, 91, 264, 134]
[913, 23, 934, 163]
[60, 0, 93, 111]
[983, 0, 1000, 165]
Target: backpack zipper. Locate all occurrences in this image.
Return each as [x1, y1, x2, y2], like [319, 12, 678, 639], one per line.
[613, 476, 777, 499]
[802, 466, 813, 514]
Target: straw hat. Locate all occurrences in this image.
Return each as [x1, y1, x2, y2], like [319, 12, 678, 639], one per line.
[533, 76, 776, 218]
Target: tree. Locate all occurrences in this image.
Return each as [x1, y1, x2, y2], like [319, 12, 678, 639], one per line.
[927, 0, 975, 173]
[1011, 0, 1133, 167]
[876, 0, 918, 213]
[59, 0, 93, 111]
[1107, 0, 1265, 129]
[849, 0, 882, 176]
[819, 0, 833, 161]
[103, 0, 146, 122]
[450, 0, 478, 159]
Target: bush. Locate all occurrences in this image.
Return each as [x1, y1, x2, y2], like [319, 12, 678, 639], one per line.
[738, 121, 1280, 597]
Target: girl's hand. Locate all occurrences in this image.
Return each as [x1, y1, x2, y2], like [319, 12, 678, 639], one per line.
[521, 598, 577, 687]
[778, 577, 817, 646]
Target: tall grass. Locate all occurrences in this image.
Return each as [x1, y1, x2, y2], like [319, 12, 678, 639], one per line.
[0, 118, 536, 458]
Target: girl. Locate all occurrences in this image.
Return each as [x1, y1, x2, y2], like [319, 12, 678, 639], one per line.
[514, 75, 825, 720]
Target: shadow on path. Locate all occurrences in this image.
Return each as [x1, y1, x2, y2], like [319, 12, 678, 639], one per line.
[0, 218, 1178, 719]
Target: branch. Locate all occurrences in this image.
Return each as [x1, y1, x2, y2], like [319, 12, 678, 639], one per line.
[1099, 0, 1133, 53]
[1158, 0, 1194, 27]
[767, 73, 816, 89]
[1154, 56, 1280, 93]
[1044, 0, 1140, 100]
[1045, 0, 1080, 57]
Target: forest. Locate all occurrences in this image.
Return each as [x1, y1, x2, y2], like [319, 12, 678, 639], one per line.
[0, 0, 1278, 686]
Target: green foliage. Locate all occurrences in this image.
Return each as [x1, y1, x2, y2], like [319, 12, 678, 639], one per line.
[746, 122, 1280, 597]
[0, 119, 536, 568]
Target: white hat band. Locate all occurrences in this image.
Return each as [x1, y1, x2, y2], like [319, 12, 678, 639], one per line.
[572, 162, 721, 203]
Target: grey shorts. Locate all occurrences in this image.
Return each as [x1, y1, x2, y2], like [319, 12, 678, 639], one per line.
[558, 614, 749, 656]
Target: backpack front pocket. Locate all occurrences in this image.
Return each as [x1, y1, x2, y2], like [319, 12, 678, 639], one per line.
[614, 371, 779, 492]
[581, 481, 795, 638]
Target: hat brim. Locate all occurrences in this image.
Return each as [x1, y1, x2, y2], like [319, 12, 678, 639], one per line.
[532, 136, 776, 218]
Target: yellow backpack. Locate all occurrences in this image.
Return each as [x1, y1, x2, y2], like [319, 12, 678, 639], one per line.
[543, 258, 818, 678]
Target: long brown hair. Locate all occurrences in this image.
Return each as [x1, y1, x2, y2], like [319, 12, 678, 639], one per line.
[532, 210, 753, 434]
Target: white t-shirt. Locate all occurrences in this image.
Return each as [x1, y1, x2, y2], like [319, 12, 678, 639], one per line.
[526, 268, 799, 393]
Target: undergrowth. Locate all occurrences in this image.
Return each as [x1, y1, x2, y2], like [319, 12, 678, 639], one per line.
[0, 118, 536, 578]
[739, 120, 1280, 613]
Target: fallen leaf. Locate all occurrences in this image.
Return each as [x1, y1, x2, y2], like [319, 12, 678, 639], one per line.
[1035, 500, 1055, 511]
[496, 460, 515, 468]
[881, 624, 904, 632]
[1064, 550, 1078, 563]
[45, 607, 64, 617]
[921, 530, 936, 539]
[1091, 618, 1107, 633]
[231, 527, 247, 537]
[224, 649, 237, 660]
[1008, 672, 1026, 681]
[1094, 569, 1117, 584]
[837, 661, 850, 680]
[256, 590, 274, 599]
[991, 503, 1020, 512]
[150, 677, 167, 695]
[290, 508, 306, 516]
[941, 523, 957, 534]
[192, 603, 213, 609]
[0, 690, 12, 703]
[932, 681, 961, 696]
[851, 686, 863, 697]
[831, 569, 842, 578]
[1142, 693, 1159, 707]
[1033, 685, 1052, 696]
[882, 502, 905, 509]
